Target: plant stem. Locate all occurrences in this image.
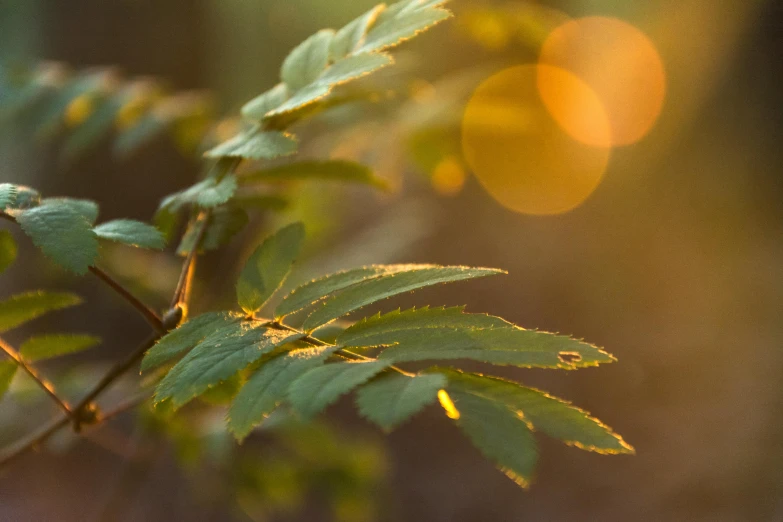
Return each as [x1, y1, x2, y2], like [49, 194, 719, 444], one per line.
[0, 415, 70, 467]
[89, 266, 164, 332]
[0, 336, 75, 417]
[170, 212, 209, 308]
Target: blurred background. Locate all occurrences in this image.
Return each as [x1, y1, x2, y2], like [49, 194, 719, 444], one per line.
[0, 0, 782, 520]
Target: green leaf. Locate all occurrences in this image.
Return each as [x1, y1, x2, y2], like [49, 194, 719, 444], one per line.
[356, 372, 446, 430]
[281, 29, 335, 91]
[93, 219, 166, 249]
[447, 388, 538, 488]
[141, 311, 241, 372]
[114, 112, 167, 156]
[0, 184, 18, 209]
[336, 306, 615, 369]
[0, 184, 41, 211]
[441, 370, 633, 454]
[266, 53, 393, 119]
[276, 265, 405, 318]
[0, 360, 16, 401]
[330, 4, 386, 60]
[41, 198, 99, 225]
[241, 83, 288, 121]
[204, 129, 298, 160]
[155, 321, 304, 409]
[160, 175, 238, 212]
[14, 201, 98, 274]
[228, 345, 339, 440]
[19, 334, 100, 362]
[0, 230, 17, 274]
[288, 360, 391, 419]
[359, 4, 451, 54]
[301, 265, 503, 331]
[339, 306, 512, 345]
[241, 160, 389, 190]
[236, 222, 305, 315]
[0, 291, 82, 333]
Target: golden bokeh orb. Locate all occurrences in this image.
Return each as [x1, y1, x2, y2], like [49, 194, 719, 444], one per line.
[461, 64, 611, 215]
[538, 16, 666, 147]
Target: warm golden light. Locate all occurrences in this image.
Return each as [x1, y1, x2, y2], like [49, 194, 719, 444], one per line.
[438, 389, 460, 420]
[431, 156, 466, 196]
[461, 65, 610, 215]
[538, 16, 666, 147]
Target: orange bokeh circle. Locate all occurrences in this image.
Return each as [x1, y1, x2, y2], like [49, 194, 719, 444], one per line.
[538, 16, 666, 147]
[461, 65, 610, 215]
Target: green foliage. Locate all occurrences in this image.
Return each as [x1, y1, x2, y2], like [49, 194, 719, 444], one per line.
[0, 0, 632, 496]
[13, 199, 98, 274]
[0, 291, 82, 333]
[288, 360, 391, 419]
[19, 334, 100, 361]
[356, 372, 446, 430]
[300, 265, 503, 331]
[0, 230, 17, 274]
[228, 345, 339, 440]
[236, 223, 305, 315]
[447, 388, 538, 487]
[93, 219, 166, 249]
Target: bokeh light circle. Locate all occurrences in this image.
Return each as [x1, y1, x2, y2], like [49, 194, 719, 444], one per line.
[461, 65, 610, 215]
[538, 16, 666, 147]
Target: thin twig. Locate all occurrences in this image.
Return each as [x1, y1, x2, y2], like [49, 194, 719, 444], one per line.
[0, 336, 75, 417]
[89, 266, 164, 332]
[0, 415, 70, 467]
[170, 212, 209, 309]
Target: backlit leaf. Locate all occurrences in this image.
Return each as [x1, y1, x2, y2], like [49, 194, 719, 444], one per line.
[155, 321, 304, 409]
[288, 360, 391, 419]
[448, 388, 538, 488]
[275, 265, 406, 318]
[20, 334, 100, 362]
[358, 5, 451, 53]
[442, 370, 633, 454]
[330, 5, 386, 59]
[41, 197, 99, 225]
[160, 175, 238, 212]
[93, 219, 166, 249]
[228, 345, 340, 440]
[142, 311, 241, 372]
[356, 372, 445, 430]
[0, 291, 82, 333]
[301, 265, 503, 331]
[236, 222, 305, 314]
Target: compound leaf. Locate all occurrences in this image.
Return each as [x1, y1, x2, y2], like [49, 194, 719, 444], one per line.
[236, 222, 305, 314]
[288, 360, 391, 419]
[93, 219, 166, 249]
[228, 345, 340, 440]
[359, 4, 451, 53]
[330, 4, 386, 59]
[155, 321, 303, 409]
[160, 175, 238, 212]
[356, 372, 446, 430]
[241, 83, 288, 121]
[20, 334, 100, 362]
[0, 291, 82, 333]
[301, 265, 503, 331]
[41, 197, 99, 225]
[142, 311, 241, 372]
[14, 201, 98, 274]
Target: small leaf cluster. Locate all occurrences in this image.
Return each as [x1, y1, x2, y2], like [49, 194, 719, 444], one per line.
[1, 183, 165, 274]
[143, 222, 633, 487]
